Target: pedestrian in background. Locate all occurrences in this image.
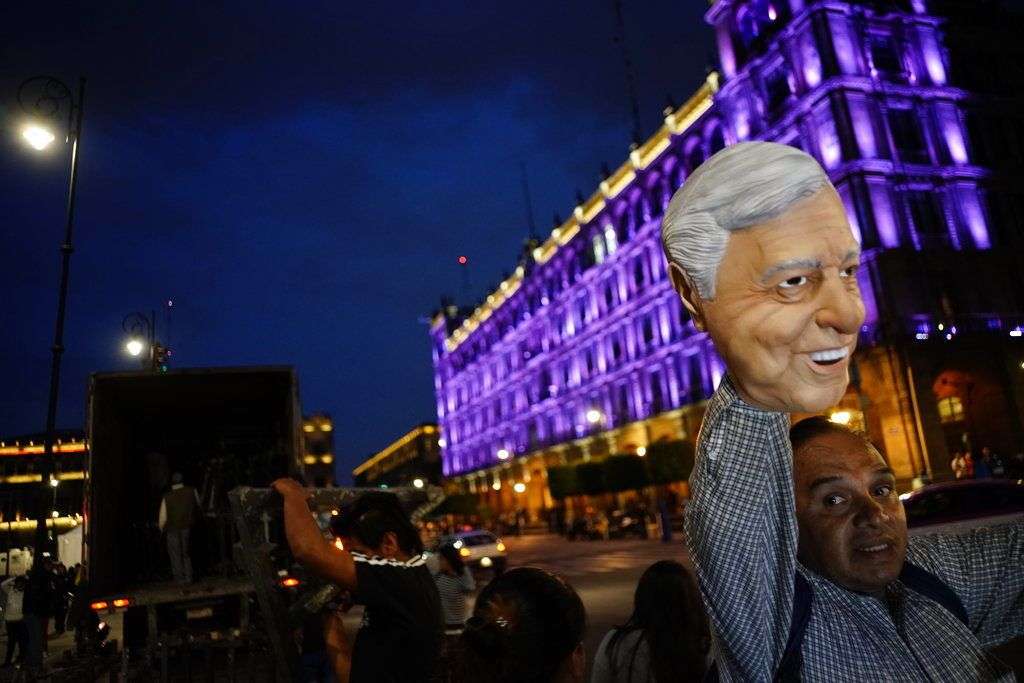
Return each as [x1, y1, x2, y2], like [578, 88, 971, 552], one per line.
[159, 472, 201, 585]
[452, 566, 586, 683]
[433, 544, 475, 637]
[951, 451, 967, 480]
[591, 560, 709, 683]
[1, 575, 27, 667]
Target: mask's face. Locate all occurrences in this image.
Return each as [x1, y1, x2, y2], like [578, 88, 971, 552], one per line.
[674, 189, 864, 412]
[794, 430, 908, 594]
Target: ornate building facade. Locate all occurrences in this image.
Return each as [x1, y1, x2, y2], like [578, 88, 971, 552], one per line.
[430, 0, 1024, 518]
[352, 424, 442, 489]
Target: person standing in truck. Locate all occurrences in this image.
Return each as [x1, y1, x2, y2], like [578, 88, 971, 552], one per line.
[158, 472, 201, 585]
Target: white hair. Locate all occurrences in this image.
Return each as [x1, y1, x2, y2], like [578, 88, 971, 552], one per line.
[661, 141, 833, 300]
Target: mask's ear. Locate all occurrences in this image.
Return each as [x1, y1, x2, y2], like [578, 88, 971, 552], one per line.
[669, 263, 707, 331]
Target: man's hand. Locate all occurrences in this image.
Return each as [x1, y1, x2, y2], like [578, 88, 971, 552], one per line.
[271, 477, 309, 501]
[275, 477, 357, 591]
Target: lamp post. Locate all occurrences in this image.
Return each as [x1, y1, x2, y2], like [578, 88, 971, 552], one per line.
[122, 311, 159, 371]
[16, 75, 86, 559]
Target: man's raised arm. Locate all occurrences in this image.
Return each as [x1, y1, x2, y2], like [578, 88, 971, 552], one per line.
[272, 478, 357, 591]
[685, 378, 796, 681]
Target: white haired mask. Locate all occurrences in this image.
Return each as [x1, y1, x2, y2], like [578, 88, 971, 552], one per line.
[659, 141, 864, 413]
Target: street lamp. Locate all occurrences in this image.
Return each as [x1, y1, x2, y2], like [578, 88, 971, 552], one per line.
[123, 311, 155, 368]
[125, 339, 145, 357]
[16, 75, 86, 560]
[122, 311, 170, 371]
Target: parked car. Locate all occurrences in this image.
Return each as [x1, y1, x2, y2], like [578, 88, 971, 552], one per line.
[607, 510, 650, 539]
[429, 530, 507, 574]
[901, 479, 1024, 535]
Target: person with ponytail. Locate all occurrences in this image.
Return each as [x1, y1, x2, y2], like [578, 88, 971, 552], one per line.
[451, 567, 586, 683]
[591, 560, 709, 683]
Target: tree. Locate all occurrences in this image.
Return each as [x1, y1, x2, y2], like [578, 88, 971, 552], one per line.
[546, 465, 578, 500]
[575, 461, 608, 495]
[603, 454, 649, 493]
[438, 493, 479, 516]
[646, 440, 696, 485]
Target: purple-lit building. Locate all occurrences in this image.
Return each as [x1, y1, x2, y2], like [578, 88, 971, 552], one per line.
[430, 0, 1024, 518]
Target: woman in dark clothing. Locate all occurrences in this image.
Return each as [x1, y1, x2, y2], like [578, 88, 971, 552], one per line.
[591, 560, 709, 683]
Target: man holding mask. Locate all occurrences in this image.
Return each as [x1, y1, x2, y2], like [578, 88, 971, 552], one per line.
[664, 142, 1023, 681]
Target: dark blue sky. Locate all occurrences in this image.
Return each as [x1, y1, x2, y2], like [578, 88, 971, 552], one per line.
[0, 1, 714, 482]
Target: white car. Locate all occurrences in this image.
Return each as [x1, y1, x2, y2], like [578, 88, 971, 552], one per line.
[902, 479, 1024, 536]
[428, 530, 508, 574]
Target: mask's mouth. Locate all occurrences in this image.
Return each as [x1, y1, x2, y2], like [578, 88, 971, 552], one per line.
[809, 347, 848, 367]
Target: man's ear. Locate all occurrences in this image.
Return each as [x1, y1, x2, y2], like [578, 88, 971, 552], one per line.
[379, 531, 400, 558]
[669, 263, 707, 331]
[568, 642, 585, 682]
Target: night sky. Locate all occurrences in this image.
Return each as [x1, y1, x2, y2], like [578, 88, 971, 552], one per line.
[1, 1, 715, 482]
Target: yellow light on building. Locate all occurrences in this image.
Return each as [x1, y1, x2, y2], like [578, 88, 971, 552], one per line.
[492, 481, 501, 491]
[513, 482, 526, 494]
[303, 455, 316, 465]
[636, 446, 647, 457]
[829, 411, 852, 425]
[303, 424, 314, 433]
[320, 455, 333, 464]
[320, 424, 332, 432]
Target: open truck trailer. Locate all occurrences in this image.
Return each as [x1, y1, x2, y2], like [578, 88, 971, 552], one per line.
[82, 366, 303, 678]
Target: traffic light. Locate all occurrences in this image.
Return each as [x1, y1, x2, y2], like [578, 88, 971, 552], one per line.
[152, 344, 170, 372]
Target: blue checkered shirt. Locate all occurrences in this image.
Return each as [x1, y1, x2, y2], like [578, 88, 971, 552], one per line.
[685, 376, 1023, 681]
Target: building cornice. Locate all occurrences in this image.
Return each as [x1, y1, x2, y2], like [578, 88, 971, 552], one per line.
[353, 424, 437, 477]
[442, 73, 720, 354]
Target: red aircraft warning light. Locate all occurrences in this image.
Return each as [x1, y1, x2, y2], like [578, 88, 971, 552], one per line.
[457, 255, 468, 265]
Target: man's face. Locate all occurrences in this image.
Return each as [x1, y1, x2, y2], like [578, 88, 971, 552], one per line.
[675, 188, 864, 412]
[794, 430, 907, 595]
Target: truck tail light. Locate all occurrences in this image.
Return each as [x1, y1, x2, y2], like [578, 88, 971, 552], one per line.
[279, 577, 300, 588]
[112, 598, 131, 608]
[90, 601, 109, 611]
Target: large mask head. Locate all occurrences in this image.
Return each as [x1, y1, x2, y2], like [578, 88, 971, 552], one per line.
[661, 142, 864, 413]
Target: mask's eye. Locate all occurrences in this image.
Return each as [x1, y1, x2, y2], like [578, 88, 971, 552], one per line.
[840, 265, 860, 279]
[778, 275, 808, 289]
[875, 485, 893, 497]
[823, 494, 846, 507]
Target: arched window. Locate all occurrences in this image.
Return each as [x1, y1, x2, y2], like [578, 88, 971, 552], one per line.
[685, 139, 705, 173]
[708, 123, 726, 154]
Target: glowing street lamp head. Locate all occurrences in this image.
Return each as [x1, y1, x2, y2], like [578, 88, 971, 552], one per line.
[497, 448, 510, 461]
[585, 409, 603, 425]
[413, 478, 424, 489]
[125, 339, 145, 357]
[22, 123, 56, 151]
[513, 482, 526, 494]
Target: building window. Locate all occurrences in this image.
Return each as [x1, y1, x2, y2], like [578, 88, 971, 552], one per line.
[764, 69, 791, 116]
[642, 317, 655, 345]
[592, 234, 606, 265]
[905, 189, 948, 248]
[634, 259, 646, 287]
[888, 108, 930, 164]
[603, 224, 618, 256]
[937, 396, 964, 424]
[869, 34, 904, 80]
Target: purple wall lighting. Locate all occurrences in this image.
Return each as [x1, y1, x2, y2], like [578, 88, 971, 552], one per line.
[431, 0, 1006, 479]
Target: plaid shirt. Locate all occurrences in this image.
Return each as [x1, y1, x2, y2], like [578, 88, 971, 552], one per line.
[685, 376, 1023, 682]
